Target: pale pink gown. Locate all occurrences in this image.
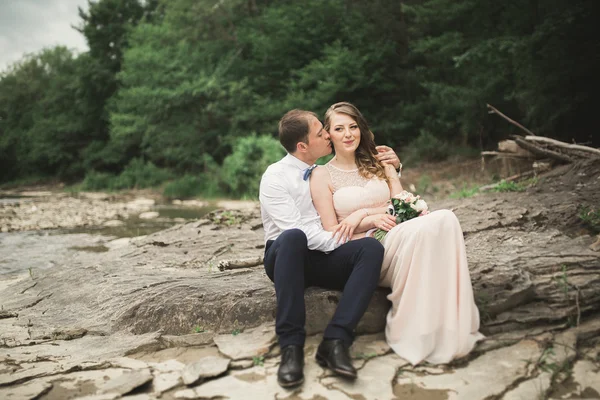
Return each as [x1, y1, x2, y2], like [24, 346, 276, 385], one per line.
[324, 162, 484, 365]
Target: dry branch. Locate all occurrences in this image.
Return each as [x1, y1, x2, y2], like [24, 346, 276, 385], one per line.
[487, 104, 537, 136]
[481, 151, 532, 158]
[218, 256, 264, 271]
[524, 136, 600, 157]
[512, 137, 574, 163]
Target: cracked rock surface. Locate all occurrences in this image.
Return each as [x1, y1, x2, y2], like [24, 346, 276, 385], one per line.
[0, 160, 599, 399]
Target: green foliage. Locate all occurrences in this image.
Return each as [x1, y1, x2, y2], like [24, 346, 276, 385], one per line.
[192, 325, 205, 334]
[578, 206, 600, 233]
[163, 174, 222, 199]
[252, 355, 265, 366]
[373, 195, 427, 241]
[221, 135, 285, 199]
[112, 158, 172, 189]
[492, 178, 537, 193]
[81, 171, 116, 191]
[81, 159, 172, 190]
[1, 0, 597, 187]
[403, 131, 450, 164]
[492, 180, 526, 193]
[450, 185, 480, 199]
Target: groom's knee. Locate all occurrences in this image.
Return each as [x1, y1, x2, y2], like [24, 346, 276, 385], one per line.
[357, 237, 384, 275]
[278, 229, 308, 250]
[361, 237, 384, 257]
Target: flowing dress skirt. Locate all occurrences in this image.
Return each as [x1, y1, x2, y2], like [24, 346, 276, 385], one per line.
[379, 210, 484, 365]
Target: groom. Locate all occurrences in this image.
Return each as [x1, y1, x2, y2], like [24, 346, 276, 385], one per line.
[259, 109, 400, 388]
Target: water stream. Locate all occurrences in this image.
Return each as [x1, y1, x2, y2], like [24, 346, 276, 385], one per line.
[0, 200, 218, 276]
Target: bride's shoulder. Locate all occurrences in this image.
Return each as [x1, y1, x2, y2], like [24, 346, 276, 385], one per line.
[311, 165, 331, 182]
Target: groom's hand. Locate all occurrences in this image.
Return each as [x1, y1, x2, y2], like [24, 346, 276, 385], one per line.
[375, 145, 400, 170]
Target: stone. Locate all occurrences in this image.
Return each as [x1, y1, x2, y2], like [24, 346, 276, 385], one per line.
[213, 323, 276, 360]
[567, 360, 600, 397]
[322, 353, 407, 400]
[159, 332, 214, 348]
[180, 200, 208, 207]
[215, 200, 257, 210]
[174, 367, 276, 400]
[73, 394, 120, 400]
[52, 327, 88, 340]
[105, 237, 131, 249]
[351, 332, 391, 359]
[181, 356, 230, 385]
[103, 220, 124, 227]
[97, 369, 153, 395]
[395, 339, 543, 399]
[0, 380, 52, 400]
[230, 359, 254, 369]
[153, 371, 182, 393]
[127, 198, 156, 208]
[108, 357, 149, 370]
[503, 331, 576, 400]
[148, 359, 186, 373]
[139, 211, 159, 220]
[0, 310, 18, 319]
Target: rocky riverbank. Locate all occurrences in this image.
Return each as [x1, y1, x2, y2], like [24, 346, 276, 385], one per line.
[1, 160, 599, 399]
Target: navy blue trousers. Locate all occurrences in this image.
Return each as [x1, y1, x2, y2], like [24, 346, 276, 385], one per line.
[264, 229, 384, 348]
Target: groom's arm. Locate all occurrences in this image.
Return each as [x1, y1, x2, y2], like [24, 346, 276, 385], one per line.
[260, 174, 342, 253]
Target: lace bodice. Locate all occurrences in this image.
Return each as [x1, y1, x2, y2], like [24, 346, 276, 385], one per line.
[325, 163, 371, 192]
[324, 161, 390, 220]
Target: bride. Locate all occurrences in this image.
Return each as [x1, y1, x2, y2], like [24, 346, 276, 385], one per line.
[310, 102, 484, 365]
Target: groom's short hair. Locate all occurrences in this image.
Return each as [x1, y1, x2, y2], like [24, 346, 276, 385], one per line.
[278, 109, 318, 153]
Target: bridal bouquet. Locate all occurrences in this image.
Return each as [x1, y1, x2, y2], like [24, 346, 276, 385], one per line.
[373, 190, 430, 242]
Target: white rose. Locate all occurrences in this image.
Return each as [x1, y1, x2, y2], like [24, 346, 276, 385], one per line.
[394, 190, 411, 201]
[410, 199, 428, 212]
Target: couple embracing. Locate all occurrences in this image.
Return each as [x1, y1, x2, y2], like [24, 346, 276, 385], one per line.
[259, 102, 484, 388]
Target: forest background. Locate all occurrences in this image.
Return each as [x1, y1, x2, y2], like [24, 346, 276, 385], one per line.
[0, 0, 597, 199]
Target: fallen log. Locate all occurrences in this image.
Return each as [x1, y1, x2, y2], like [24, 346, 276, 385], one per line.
[512, 136, 574, 163]
[524, 136, 600, 158]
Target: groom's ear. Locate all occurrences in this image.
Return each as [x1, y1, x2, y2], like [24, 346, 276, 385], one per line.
[296, 141, 308, 153]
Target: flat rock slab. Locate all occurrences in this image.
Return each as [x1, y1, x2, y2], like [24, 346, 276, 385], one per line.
[396, 339, 543, 399]
[0, 380, 52, 400]
[152, 371, 182, 393]
[98, 369, 153, 395]
[214, 323, 276, 360]
[181, 356, 230, 385]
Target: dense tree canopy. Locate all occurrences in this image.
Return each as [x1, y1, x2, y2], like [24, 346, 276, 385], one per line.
[0, 0, 597, 197]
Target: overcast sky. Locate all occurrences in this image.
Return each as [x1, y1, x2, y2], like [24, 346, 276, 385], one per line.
[0, 0, 90, 72]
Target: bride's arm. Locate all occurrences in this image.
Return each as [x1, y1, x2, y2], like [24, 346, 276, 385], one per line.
[384, 164, 403, 197]
[310, 167, 340, 232]
[311, 167, 369, 242]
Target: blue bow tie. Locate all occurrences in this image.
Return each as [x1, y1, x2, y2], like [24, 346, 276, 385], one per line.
[303, 164, 317, 181]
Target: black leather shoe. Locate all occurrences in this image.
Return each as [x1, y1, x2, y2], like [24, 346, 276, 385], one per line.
[278, 345, 304, 388]
[316, 339, 357, 379]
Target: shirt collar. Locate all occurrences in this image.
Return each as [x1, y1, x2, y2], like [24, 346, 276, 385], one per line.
[282, 153, 312, 170]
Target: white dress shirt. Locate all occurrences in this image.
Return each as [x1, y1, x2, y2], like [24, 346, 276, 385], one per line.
[259, 153, 341, 253]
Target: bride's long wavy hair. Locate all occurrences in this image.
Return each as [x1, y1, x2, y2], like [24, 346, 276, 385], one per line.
[324, 102, 388, 182]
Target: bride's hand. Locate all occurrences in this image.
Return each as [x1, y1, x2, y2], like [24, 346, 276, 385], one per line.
[369, 214, 397, 231]
[332, 211, 364, 243]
